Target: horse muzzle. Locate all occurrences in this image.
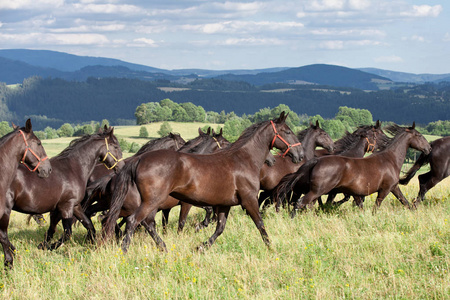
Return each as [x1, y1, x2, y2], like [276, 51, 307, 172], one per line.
[36, 160, 52, 178]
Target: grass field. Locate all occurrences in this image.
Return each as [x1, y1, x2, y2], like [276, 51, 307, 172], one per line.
[1, 122, 449, 299]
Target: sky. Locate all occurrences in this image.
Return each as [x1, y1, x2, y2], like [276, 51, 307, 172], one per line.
[0, 0, 449, 74]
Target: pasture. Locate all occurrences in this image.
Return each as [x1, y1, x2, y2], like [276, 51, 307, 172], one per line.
[1, 122, 449, 299]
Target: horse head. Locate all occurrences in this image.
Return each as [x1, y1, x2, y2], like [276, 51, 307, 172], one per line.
[17, 119, 52, 178]
[406, 122, 432, 154]
[270, 112, 304, 163]
[100, 125, 125, 171]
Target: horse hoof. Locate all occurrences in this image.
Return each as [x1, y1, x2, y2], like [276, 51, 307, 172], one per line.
[37, 242, 48, 250]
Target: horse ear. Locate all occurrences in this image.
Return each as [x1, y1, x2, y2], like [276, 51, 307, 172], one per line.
[104, 124, 108, 131]
[198, 127, 205, 135]
[411, 121, 415, 129]
[25, 119, 32, 133]
[376, 120, 381, 128]
[211, 128, 216, 135]
[219, 128, 223, 136]
[169, 132, 174, 137]
[11, 122, 19, 130]
[276, 111, 288, 123]
[315, 120, 320, 128]
[206, 127, 211, 135]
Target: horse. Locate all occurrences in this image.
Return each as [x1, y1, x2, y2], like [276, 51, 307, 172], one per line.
[85, 128, 229, 235]
[399, 136, 450, 205]
[274, 121, 386, 211]
[102, 112, 304, 253]
[258, 120, 334, 211]
[6, 126, 123, 255]
[0, 119, 52, 268]
[274, 123, 431, 215]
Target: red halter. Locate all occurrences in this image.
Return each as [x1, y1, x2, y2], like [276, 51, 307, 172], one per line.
[18, 130, 48, 172]
[270, 121, 301, 158]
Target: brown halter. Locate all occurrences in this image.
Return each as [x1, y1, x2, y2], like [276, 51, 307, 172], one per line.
[365, 137, 376, 153]
[270, 121, 301, 158]
[18, 130, 48, 172]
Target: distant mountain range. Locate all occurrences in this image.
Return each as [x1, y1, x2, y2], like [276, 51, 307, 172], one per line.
[1, 49, 448, 90]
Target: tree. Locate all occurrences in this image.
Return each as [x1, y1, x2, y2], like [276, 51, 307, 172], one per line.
[139, 126, 149, 138]
[157, 121, 173, 137]
[44, 126, 59, 139]
[0, 121, 12, 137]
[223, 117, 252, 142]
[57, 123, 74, 137]
[335, 106, 373, 127]
[101, 119, 110, 128]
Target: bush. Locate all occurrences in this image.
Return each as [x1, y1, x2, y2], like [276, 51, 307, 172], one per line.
[157, 121, 173, 137]
[139, 126, 149, 138]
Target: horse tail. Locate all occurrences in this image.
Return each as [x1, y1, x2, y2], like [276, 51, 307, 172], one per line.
[102, 157, 140, 240]
[83, 173, 115, 211]
[399, 152, 430, 185]
[273, 158, 319, 205]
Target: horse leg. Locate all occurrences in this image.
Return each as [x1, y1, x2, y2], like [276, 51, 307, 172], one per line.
[161, 208, 170, 234]
[353, 196, 364, 209]
[0, 213, 14, 269]
[372, 190, 391, 214]
[242, 198, 271, 248]
[38, 210, 61, 250]
[198, 206, 231, 251]
[195, 206, 214, 232]
[390, 185, 411, 209]
[122, 203, 166, 253]
[335, 194, 351, 206]
[178, 202, 192, 233]
[258, 190, 272, 211]
[416, 172, 440, 204]
[73, 205, 96, 243]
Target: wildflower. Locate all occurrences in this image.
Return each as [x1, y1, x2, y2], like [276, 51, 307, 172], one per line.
[192, 277, 197, 283]
[275, 257, 279, 261]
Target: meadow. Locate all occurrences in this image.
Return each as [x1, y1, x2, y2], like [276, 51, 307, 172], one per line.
[0, 122, 449, 299]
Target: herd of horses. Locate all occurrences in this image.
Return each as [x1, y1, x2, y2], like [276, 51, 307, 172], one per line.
[0, 112, 448, 269]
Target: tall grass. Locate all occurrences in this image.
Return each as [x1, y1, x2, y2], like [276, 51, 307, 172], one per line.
[1, 179, 449, 299]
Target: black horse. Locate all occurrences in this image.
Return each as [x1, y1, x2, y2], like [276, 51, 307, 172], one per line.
[399, 136, 450, 205]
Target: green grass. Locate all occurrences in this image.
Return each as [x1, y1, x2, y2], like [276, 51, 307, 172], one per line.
[1, 122, 448, 299]
[1, 181, 449, 299]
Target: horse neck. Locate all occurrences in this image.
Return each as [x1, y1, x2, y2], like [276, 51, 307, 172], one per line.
[301, 131, 318, 161]
[235, 123, 273, 168]
[0, 132, 26, 187]
[339, 138, 367, 157]
[55, 138, 105, 179]
[379, 132, 412, 170]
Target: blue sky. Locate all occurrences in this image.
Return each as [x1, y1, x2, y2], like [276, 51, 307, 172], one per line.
[1, 0, 449, 74]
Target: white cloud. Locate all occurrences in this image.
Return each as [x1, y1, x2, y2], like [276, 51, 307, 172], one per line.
[0, 32, 109, 45]
[319, 40, 344, 49]
[133, 38, 158, 47]
[374, 55, 403, 63]
[401, 5, 442, 18]
[220, 37, 284, 46]
[71, 3, 142, 14]
[184, 20, 304, 35]
[0, 0, 64, 10]
[444, 33, 450, 42]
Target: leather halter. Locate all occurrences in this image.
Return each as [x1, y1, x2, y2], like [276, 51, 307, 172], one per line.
[18, 130, 48, 172]
[365, 137, 376, 153]
[270, 121, 301, 158]
[212, 137, 222, 149]
[102, 138, 123, 170]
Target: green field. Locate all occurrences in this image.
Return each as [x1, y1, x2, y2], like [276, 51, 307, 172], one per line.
[1, 122, 449, 299]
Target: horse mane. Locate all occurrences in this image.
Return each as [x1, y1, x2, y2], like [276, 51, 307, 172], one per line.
[179, 134, 209, 151]
[379, 124, 409, 151]
[333, 131, 363, 154]
[56, 132, 106, 158]
[297, 127, 311, 142]
[135, 135, 172, 155]
[0, 128, 19, 148]
[229, 121, 266, 150]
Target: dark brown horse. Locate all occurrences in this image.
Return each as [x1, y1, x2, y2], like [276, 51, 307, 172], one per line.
[274, 122, 386, 211]
[102, 112, 304, 252]
[0, 119, 52, 268]
[275, 123, 431, 215]
[85, 128, 228, 234]
[7, 126, 123, 254]
[258, 120, 334, 210]
[399, 136, 450, 204]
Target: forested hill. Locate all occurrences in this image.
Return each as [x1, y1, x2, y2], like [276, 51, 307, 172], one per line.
[1, 76, 449, 130]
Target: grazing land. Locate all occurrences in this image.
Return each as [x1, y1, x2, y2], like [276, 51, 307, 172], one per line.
[1, 122, 448, 299]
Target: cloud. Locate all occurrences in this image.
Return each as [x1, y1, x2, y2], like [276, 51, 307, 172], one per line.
[0, 0, 64, 10]
[401, 5, 442, 17]
[444, 33, 450, 42]
[219, 37, 285, 46]
[0, 32, 109, 45]
[374, 55, 403, 63]
[132, 38, 158, 47]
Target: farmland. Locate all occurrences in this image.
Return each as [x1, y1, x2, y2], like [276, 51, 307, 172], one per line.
[1, 122, 449, 299]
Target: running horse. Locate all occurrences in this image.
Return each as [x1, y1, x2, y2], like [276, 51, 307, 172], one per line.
[399, 136, 450, 205]
[7, 126, 123, 255]
[102, 112, 304, 252]
[0, 119, 52, 268]
[258, 120, 334, 211]
[275, 123, 431, 215]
